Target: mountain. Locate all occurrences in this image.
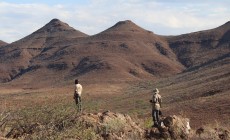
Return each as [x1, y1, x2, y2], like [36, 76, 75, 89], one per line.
[0, 19, 229, 88]
[167, 21, 230, 69]
[156, 21, 230, 125]
[64, 20, 185, 81]
[0, 40, 8, 47]
[0, 19, 88, 83]
[92, 20, 160, 41]
[0, 20, 185, 86]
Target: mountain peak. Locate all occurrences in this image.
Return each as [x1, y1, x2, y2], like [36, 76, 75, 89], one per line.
[32, 18, 88, 37]
[47, 18, 68, 27]
[0, 40, 8, 47]
[222, 21, 230, 28]
[114, 20, 133, 25]
[101, 20, 149, 34]
[111, 20, 139, 29]
[215, 21, 230, 31]
[39, 18, 75, 32]
[224, 21, 230, 25]
[49, 18, 61, 23]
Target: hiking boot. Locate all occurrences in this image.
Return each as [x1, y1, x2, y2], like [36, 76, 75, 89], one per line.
[152, 123, 159, 128]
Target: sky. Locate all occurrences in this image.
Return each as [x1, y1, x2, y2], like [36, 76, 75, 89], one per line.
[0, 0, 230, 43]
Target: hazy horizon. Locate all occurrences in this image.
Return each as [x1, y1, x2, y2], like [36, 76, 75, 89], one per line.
[0, 0, 230, 43]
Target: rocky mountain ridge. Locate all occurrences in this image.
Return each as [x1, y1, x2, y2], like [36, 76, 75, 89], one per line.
[0, 40, 8, 47]
[0, 19, 229, 87]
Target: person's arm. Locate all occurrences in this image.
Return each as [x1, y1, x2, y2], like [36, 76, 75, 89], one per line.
[159, 96, 162, 107]
[73, 85, 76, 99]
[149, 95, 153, 103]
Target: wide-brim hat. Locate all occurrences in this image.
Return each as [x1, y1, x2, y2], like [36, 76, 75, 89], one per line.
[153, 88, 159, 94]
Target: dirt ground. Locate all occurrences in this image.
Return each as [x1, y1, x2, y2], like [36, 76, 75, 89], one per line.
[1, 79, 229, 130]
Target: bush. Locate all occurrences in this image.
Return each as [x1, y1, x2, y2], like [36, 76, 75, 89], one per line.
[103, 118, 126, 133]
[0, 102, 102, 139]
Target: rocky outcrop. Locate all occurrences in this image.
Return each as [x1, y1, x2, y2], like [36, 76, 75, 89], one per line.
[194, 126, 230, 140]
[1, 110, 194, 140]
[80, 110, 144, 140]
[146, 115, 191, 140]
[79, 112, 192, 140]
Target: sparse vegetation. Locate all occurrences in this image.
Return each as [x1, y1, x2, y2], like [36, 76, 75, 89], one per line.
[193, 121, 230, 140]
[103, 117, 126, 133]
[0, 102, 101, 139]
[1, 80, 230, 139]
[143, 117, 153, 128]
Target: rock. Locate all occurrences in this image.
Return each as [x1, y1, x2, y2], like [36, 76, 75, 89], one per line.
[196, 127, 204, 137]
[161, 131, 171, 139]
[147, 115, 191, 140]
[163, 115, 190, 139]
[79, 111, 144, 140]
[2, 111, 194, 140]
[149, 127, 161, 139]
[194, 127, 230, 140]
[219, 130, 230, 140]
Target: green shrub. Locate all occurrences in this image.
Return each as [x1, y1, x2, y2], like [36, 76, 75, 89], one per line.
[103, 118, 126, 133]
[143, 117, 153, 128]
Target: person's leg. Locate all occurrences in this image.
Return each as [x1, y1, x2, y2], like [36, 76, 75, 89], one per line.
[78, 96, 82, 112]
[156, 110, 160, 124]
[74, 94, 81, 112]
[156, 110, 159, 122]
[76, 96, 80, 112]
[152, 110, 155, 122]
[152, 110, 158, 127]
[74, 96, 78, 105]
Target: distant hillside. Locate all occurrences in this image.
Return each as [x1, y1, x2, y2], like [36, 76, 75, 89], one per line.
[0, 40, 8, 47]
[161, 22, 230, 125]
[167, 21, 230, 69]
[0, 19, 88, 83]
[0, 19, 229, 88]
[62, 20, 184, 82]
[0, 19, 184, 86]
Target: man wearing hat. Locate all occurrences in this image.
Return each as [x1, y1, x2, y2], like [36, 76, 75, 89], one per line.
[150, 88, 162, 127]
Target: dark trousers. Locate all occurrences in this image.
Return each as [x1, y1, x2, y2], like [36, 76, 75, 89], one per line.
[74, 93, 82, 112]
[152, 110, 160, 126]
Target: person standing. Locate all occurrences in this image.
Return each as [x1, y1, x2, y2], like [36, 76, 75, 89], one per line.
[150, 88, 162, 127]
[74, 79, 83, 112]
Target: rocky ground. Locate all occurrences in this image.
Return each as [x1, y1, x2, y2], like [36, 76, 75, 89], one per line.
[1, 110, 229, 139]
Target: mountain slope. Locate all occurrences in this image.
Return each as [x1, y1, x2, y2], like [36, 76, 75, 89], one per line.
[156, 57, 230, 126]
[0, 40, 8, 47]
[0, 20, 229, 88]
[0, 19, 88, 83]
[0, 20, 185, 86]
[28, 20, 184, 85]
[167, 21, 230, 69]
[153, 22, 230, 125]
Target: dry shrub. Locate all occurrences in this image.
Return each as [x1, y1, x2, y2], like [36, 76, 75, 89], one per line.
[103, 117, 126, 133]
[0, 103, 101, 139]
[194, 120, 230, 140]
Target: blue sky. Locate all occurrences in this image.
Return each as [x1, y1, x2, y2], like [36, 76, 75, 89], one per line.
[0, 0, 230, 43]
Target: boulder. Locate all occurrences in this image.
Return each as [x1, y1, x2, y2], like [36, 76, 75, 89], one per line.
[147, 115, 191, 140]
[194, 126, 230, 140]
[80, 110, 144, 140]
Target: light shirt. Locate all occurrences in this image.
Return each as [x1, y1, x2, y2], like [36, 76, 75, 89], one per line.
[75, 84, 83, 96]
[152, 93, 162, 110]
